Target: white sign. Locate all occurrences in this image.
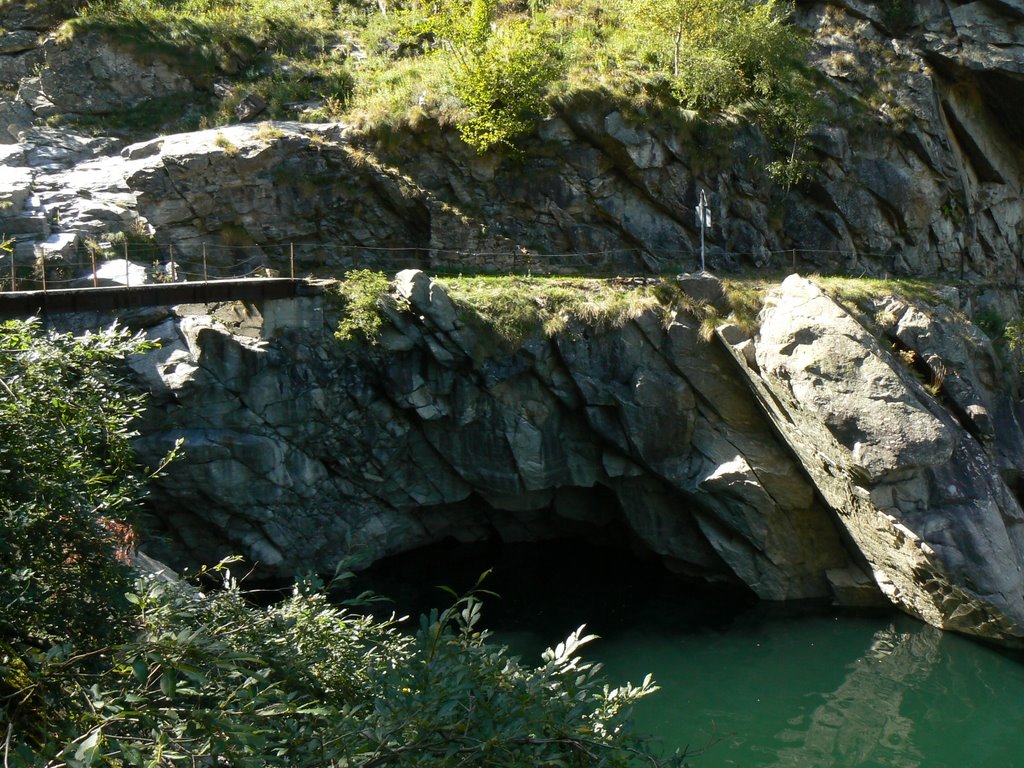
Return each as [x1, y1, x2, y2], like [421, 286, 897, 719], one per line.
[695, 190, 711, 229]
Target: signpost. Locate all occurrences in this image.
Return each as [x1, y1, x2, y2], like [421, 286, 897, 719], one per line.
[695, 189, 711, 273]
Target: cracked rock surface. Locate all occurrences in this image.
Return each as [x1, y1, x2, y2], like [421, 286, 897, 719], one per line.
[122, 273, 855, 604]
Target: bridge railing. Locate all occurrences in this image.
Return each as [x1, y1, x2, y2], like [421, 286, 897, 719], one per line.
[1, 234, 962, 294]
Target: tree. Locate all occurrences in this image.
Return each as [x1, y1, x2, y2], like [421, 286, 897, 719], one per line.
[424, 0, 563, 151]
[625, 0, 804, 110]
[0, 319, 155, 650]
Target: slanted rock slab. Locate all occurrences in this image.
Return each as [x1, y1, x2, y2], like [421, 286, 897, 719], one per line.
[721, 275, 1024, 642]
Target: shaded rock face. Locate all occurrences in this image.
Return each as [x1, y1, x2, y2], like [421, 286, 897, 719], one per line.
[51, 267, 1024, 643]
[31, 33, 195, 117]
[126, 273, 855, 603]
[720, 276, 1024, 642]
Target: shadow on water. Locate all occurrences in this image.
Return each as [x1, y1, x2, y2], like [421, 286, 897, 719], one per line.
[351, 537, 1024, 768]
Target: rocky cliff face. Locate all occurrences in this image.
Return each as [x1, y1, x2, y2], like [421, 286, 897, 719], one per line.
[125, 274, 856, 603]
[5, 0, 1024, 642]
[1, 1, 1023, 310]
[109, 270, 1024, 643]
[722, 276, 1024, 640]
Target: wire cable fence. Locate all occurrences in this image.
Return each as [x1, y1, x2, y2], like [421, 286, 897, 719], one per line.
[0, 235, 970, 294]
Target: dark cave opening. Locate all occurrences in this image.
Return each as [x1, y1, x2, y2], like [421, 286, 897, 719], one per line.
[348, 498, 759, 641]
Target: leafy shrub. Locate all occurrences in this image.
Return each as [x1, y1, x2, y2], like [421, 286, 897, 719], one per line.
[451, 18, 563, 152]
[0, 320, 154, 650]
[408, 0, 564, 152]
[5, 567, 677, 767]
[334, 268, 405, 343]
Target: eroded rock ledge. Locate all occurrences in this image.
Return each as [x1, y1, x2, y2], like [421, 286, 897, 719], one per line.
[119, 271, 1024, 644]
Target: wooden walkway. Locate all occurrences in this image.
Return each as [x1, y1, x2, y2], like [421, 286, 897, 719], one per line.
[0, 278, 303, 319]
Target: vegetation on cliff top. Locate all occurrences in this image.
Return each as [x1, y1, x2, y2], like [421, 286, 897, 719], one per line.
[0, 319, 683, 767]
[63, 0, 817, 178]
[332, 269, 718, 347]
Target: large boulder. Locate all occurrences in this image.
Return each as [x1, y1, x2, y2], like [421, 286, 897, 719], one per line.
[722, 275, 1024, 642]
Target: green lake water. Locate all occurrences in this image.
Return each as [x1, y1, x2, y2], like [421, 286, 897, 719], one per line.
[361, 538, 1024, 768]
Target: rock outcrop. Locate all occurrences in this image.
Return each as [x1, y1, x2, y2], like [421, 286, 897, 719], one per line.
[3, 0, 1024, 644]
[721, 276, 1024, 642]
[124, 273, 856, 603]
[105, 269, 1024, 643]
[1, 2, 1024, 301]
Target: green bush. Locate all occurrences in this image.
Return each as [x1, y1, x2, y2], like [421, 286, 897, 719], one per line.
[0, 320, 155, 650]
[452, 18, 562, 151]
[334, 268, 405, 343]
[5, 567, 677, 767]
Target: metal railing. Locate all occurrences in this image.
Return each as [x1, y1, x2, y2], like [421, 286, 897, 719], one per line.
[1, 235, 978, 296]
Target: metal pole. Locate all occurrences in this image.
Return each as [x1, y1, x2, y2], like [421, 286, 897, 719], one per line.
[91, 247, 98, 288]
[290, 243, 295, 279]
[40, 255, 45, 292]
[170, 245, 177, 282]
[203, 243, 208, 283]
[700, 211, 705, 273]
[124, 239, 129, 287]
[10, 247, 14, 292]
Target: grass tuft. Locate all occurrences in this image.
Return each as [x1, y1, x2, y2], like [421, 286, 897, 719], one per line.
[440, 275, 697, 347]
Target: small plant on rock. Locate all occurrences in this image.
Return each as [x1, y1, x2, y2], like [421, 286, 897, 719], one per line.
[334, 269, 406, 343]
[214, 131, 240, 156]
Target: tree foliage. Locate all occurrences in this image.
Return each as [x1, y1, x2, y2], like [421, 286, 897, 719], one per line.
[451, 18, 562, 152]
[420, 0, 563, 152]
[5, 566, 680, 767]
[0, 320, 153, 650]
[333, 268, 405, 343]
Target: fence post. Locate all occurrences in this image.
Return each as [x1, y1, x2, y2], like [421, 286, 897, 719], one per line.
[203, 243, 208, 283]
[91, 247, 98, 288]
[290, 243, 295, 279]
[40, 255, 45, 292]
[124, 240, 129, 288]
[10, 247, 15, 292]
[170, 245, 177, 282]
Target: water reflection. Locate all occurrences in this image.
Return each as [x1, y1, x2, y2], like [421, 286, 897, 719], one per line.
[765, 624, 941, 768]
[354, 539, 1024, 768]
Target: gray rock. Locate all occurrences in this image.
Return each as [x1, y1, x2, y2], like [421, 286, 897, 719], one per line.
[89, 258, 151, 287]
[0, 30, 40, 54]
[234, 94, 267, 122]
[101, 285, 852, 605]
[724, 275, 1024, 642]
[0, 98, 34, 142]
[36, 33, 195, 115]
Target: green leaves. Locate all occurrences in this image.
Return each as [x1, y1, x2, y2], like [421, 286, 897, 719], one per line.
[0, 320, 153, 649]
[420, 0, 563, 152]
[450, 17, 563, 152]
[5, 564, 679, 767]
[334, 269, 404, 344]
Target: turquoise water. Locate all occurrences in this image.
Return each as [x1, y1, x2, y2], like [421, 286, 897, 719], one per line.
[502, 607, 1024, 768]
[361, 539, 1024, 768]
